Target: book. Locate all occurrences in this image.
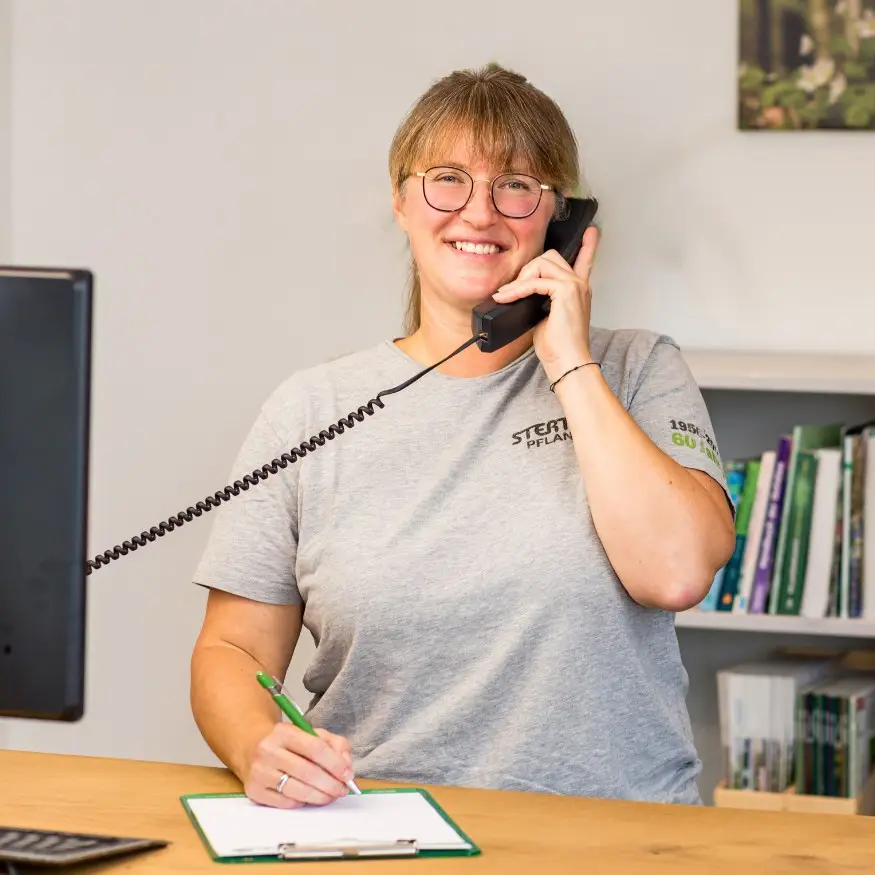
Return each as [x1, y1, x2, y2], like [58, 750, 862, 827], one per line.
[750, 436, 792, 614]
[796, 674, 875, 798]
[769, 424, 844, 615]
[775, 449, 819, 615]
[718, 458, 761, 612]
[701, 460, 748, 611]
[734, 450, 776, 613]
[800, 448, 842, 619]
[690, 418, 875, 619]
[718, 654, 839, 792]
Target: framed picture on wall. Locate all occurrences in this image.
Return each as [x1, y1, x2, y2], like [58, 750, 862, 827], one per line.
[738, 0, 875, 130]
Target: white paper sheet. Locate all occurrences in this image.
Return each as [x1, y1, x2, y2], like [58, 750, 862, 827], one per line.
[186, 791, 472, 858]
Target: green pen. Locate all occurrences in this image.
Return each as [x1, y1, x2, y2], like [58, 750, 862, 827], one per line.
[255, 670, 362, 796]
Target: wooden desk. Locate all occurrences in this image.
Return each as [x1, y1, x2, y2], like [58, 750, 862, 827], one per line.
[2, 750, 875, 874]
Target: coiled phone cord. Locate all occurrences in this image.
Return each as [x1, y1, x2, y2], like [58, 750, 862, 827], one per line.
[85, 334, 482, 574]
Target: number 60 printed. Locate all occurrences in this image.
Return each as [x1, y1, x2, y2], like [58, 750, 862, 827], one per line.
[668, 419, 721, 467]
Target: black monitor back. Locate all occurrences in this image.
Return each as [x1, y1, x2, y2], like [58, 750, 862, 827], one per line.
[0, 267, 92, 720]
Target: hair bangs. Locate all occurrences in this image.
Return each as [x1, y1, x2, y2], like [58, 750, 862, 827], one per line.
[399, 91, 569, 189]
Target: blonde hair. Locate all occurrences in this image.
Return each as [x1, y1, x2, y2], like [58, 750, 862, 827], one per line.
[388, 62, 581, 334]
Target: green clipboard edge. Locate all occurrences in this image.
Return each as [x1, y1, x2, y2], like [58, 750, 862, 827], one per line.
[179, 787, 482, 863]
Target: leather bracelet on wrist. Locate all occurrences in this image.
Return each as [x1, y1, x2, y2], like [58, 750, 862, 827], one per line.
[549, 361, 601, 393]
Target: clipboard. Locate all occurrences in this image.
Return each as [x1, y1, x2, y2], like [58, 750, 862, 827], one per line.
[180, 788, 481, 862]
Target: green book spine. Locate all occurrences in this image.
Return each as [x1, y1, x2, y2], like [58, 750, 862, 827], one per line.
[770, 423, 843, 614]
[777, 450, 818, 615]
[717, 460, 760, 611]
[826, 696, 840, 796]
[838, 696, 849, 798]
[814, 692, 824, 796]
[795, 691, 809, 793]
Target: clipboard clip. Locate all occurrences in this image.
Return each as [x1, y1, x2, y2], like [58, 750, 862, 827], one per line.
[277, 839, 418, 859]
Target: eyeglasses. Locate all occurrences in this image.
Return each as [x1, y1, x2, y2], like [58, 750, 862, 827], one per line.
[414, 166, 553, 219]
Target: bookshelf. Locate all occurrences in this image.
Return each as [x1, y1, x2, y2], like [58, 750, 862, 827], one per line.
[675, 609, 875, 638]
[682, 348, 875, 395]
[674, 346, 875, 807]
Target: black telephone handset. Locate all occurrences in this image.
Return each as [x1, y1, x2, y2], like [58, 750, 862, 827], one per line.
[471, 196, 598, 353]
[80, 197, 599, 573]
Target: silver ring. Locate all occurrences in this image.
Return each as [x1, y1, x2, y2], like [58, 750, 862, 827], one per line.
[275, 772, 290, 795]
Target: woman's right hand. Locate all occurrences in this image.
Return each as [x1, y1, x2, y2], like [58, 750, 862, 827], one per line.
[244, 722, 355, 809]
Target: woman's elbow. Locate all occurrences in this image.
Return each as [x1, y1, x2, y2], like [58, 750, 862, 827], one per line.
[637, 527, 736, 613]
[666, 527, 736, 612]
[658, 577, 716, 613]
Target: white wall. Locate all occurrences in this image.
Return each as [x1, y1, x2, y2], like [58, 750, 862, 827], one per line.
[0, 0, 9, 261]
[0, 0, 10, 752]
[2, 0, 872, 768]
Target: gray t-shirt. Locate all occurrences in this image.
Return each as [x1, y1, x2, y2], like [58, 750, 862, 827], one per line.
[193, 326, 729, 805]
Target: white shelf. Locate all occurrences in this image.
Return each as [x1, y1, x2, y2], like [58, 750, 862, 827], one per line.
[675, 609, 875, 638]
[681, 348, 875, 395]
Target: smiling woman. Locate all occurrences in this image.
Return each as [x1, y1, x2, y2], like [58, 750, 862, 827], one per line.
[189, 62, 736, 814]
[387, 65, 579, 340]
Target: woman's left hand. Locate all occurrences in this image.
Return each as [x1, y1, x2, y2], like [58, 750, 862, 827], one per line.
[491, 225, 600, 384]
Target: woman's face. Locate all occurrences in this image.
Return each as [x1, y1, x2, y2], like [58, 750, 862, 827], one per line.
[393, 145, 556, 318]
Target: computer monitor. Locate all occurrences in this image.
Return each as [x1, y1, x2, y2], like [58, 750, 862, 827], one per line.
[0, 266, 92, 721]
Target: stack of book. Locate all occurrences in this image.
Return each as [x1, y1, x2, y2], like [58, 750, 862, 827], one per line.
[718, 654, 875, 797]
[699, 420, 875, 618]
